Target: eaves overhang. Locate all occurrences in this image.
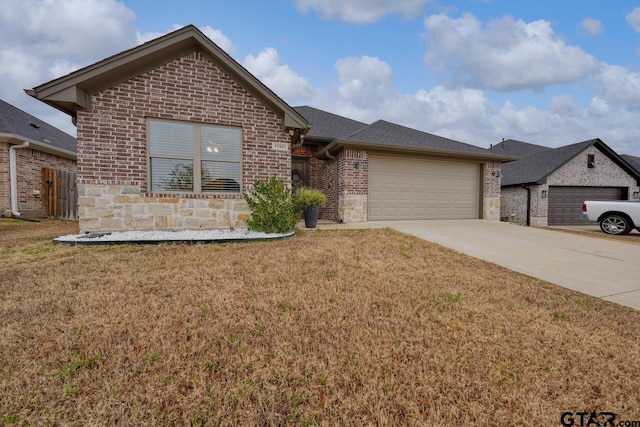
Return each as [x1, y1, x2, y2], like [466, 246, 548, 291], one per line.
[26, 25, 309, 134]
[0, 133, 77, 160]
[317, 139, 518, 162]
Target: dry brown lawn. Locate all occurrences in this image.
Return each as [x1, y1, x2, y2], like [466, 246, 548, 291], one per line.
[1, 219, 639, 426]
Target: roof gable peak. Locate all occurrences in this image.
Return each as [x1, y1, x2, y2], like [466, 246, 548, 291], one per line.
[27, 25, 308, 132]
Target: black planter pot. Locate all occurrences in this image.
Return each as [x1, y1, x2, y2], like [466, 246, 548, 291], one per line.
[303, 205, 320, 228]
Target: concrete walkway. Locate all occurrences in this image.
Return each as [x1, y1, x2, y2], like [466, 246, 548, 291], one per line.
[314, 219, 640, 311]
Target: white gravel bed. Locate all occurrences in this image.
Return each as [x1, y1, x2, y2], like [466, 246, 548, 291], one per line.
[54, 228, 294, 244]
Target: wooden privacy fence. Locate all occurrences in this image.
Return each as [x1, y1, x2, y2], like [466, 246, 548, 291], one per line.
[42, 168, 78, 220]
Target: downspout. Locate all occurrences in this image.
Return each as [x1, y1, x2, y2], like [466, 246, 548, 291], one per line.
[324, 149, 340, 222]
[9, 141, 30, 217]
[522, 185, 531, 226]
[290, 133, 305, 151]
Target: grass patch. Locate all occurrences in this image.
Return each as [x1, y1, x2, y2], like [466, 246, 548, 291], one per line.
[1, 221, 639, 425]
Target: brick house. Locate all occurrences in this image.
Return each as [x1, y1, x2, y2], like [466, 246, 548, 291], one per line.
[0, 99, 76, 218]
[492, 139, 640, 226]
[28, 25, 309, 232]
[28, 25, 511, 232]
[292, 106, 512, 223]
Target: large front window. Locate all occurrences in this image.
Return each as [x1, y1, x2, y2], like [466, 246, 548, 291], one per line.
[148, 119, 242, 194]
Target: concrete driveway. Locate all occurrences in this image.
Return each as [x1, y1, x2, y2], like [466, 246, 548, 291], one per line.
[370, 220, 640, 311]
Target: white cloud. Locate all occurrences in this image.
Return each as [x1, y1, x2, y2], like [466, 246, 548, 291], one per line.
[0, 0, 136, 59]
[423, 13, 600, 91]
[581, 17, 603, 36]
[593, 64, 640, 109]
[244, 48, 316, 103]
[201, 26, 234, 52]
[137, 24, 234, 52]
[335, 56, 396, 108]
[626, 7, 640, 33]
[294, 0, 428, 23]
[0, 0, 138, 135]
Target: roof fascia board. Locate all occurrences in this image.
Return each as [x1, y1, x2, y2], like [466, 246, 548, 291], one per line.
[27, 26, 309, 132]
[592, 139, 640, 185]
[0, 134, 77, 160]
[318, 139, 517, 162]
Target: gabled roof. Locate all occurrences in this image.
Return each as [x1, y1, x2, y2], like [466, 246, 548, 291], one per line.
[293, 106, 367, 140]
[501, 138, 640, 186]
[26, 25, 308, 132]
[0, 99, 76, 158]
[621, 154, 640, 175]
[318, 119, 514, 161]
[489, 139, 550, 158]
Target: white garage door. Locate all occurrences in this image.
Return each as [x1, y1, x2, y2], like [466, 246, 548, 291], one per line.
[368, 156, 481, 220]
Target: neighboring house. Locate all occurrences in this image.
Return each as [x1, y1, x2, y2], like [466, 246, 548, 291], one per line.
[293, 106, 513, 223]
[27, 25, 511, 232]
[489, 139, 550, 158]
[621, 154, 640, 175]
[0, 99, 77, 218]
[493, 139, 640, 226]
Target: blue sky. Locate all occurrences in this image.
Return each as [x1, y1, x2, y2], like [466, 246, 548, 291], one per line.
[2, 0, 640, 155]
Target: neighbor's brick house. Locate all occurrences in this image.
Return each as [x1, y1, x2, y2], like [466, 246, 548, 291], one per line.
[492, 139, 640, 226]
[29, 25, 511, 232]
[0, 99, 76, 218]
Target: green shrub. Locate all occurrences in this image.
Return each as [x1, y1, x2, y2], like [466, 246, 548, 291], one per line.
[245, 177, 298, 233]
[296, 187, 327, 208]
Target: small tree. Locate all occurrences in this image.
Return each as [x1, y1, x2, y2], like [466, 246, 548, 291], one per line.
[161, 164, 215, 191]
[245, 177, 298, 233]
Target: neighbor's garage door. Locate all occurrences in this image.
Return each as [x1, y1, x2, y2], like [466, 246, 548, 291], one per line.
[368, 156, 481, 220]
[548, 186, 626, 226]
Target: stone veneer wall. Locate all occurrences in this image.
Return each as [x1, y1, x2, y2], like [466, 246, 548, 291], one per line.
[78, 184, 249, 231]
[337, 149, 368, 222]
[0, 141, 76, 217]
[482, 161, 502, 221]
[75, 51, 291, 232]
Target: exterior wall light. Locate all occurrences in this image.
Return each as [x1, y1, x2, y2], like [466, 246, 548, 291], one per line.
[491, 170, 502, 178]
[541, 190, 548, 198]
[634, 191, 639, 200]
[354, 162, 363, 171]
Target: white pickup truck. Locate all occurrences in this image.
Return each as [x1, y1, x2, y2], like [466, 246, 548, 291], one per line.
[581, 200, 640, 235]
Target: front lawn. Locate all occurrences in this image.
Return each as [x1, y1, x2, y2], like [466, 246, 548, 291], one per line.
[1, 220, 639, 425]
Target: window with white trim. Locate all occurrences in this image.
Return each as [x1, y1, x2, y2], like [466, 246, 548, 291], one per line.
[148, 119, 242, 194]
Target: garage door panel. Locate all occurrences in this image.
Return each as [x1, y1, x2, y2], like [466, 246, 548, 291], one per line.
[548, 186, 625, 226]
[368, 156, 480, 220]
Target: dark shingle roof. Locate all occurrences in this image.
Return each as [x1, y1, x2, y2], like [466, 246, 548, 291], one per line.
[622, 154, 640, 175]
[501, 139, 597, 186]
[0, 99, 76, 153]
[342, 120, 498, 155]
[293, 106, 367, 140]
[489, 139, 550, 158]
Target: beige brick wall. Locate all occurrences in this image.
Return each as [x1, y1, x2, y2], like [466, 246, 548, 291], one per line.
[1, 141, 76, 217]
[501, 186, 529, 225]
[74, 51, 291, 232]
[548, 146, 638, 190]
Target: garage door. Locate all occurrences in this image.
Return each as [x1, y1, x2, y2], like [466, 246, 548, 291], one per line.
[548, 186, 626, 226]
[368, 156, 481, 220]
